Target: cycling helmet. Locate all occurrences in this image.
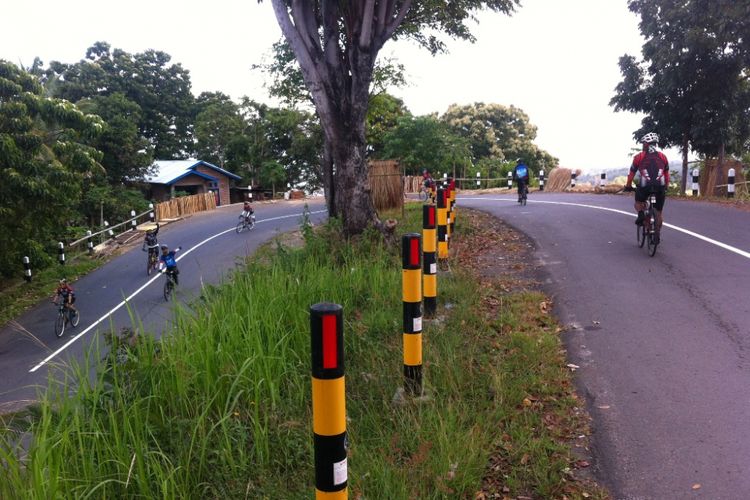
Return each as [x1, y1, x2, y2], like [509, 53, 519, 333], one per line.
[59, 278, 67, 285]
[160, 244, 168, 250]
[516, 158, 523, 164]
[641, 132, 659, 144]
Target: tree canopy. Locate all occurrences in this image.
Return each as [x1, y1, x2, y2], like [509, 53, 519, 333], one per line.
[0, 60, 104, 276]
[611, 0, 750, 192]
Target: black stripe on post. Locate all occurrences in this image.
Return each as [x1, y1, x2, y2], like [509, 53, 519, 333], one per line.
[58, 242, 65, 265]
[313, 432, 348, 493]
[23, 256, 31, 282]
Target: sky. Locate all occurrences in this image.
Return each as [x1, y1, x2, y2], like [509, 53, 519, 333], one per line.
[1, 0, 669, 173]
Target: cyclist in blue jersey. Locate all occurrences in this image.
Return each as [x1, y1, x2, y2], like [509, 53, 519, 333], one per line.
[512, 158, 531, 202]
[159, 245, 182, 285]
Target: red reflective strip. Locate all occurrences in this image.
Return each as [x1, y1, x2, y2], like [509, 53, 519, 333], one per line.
[410, 238, 419, 266]
[322, 315, 337, 369]
[428, 207, 435, 226]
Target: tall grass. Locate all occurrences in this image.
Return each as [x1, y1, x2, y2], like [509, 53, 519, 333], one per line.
[0, 206, 601, 499]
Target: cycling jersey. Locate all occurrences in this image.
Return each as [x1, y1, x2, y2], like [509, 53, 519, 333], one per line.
[628, 151, 669, 188]
[160, 251, 178, 269]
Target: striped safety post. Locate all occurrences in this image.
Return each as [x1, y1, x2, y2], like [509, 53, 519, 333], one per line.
[539, 170, 545, 191]
[310, 303, 347, 499]
[149, 203, 155, 222]
[87, 230, 94, 255]
[402, 233, 423, 396]
[476, 171, 481, 189]
[58, 242, 65, 265]
[445, 179, 452, 247]
[422, 205, 437, 317]
[600, 171, 606, 187]
[449, 177, 457, 231]
[130, 210, 137, 231]
[105, 221, 114, 240]
[571, 171, 577, 188]
[507, 172, 512, 190]
[728, 168, 736, 198]
[692, 169, 699, 196]
[23, 256, 31, 282]
[437, 188, 448, 260]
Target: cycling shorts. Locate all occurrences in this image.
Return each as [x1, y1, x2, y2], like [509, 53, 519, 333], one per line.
[635, 186, 666, 211]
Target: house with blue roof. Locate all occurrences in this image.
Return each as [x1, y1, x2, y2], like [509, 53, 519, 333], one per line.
[143, 159, 242, 206]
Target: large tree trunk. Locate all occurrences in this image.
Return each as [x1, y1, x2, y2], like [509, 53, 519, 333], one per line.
[321, 140, 336, 217]
[715, 141, 725, 196]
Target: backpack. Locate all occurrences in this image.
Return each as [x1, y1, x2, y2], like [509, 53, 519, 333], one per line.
[516, 165, 528, 178]
[639, 152, 667, 187]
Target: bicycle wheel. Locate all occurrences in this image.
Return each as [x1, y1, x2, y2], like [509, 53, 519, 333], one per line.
[637, 223, 646, 248]
[69, 309, 80, 327]
[648, 233, 658, 256]
[522, 189, 527, 206]
[235, 220, 245, 234]
[147, 255, 156, 276]
[248, 216, 256, 230]
[55, 312, 65, 337]
[418, 189, 428, 202]
[163, 279, 173, 301]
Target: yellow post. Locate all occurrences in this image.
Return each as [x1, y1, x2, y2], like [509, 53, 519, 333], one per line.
[422, 205, 437, 317]
[402, 233, 423, 395]
[310, 303, 347, 499]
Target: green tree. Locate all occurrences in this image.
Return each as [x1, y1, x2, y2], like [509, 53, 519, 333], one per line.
[268, 0, 520, 235]
[195, 100, 244, 169]
[611, 0, 750, 194]
[440, 102, 557, 174]
[380, 115, 471, 175]
[47, 42, 195, 159]
[366, 92, 410, 158]
[0, 60, 104, 276]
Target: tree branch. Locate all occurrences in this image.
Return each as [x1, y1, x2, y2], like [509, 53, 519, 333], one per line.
[378, 0, 413, 49]
[359, 0, 377, 50]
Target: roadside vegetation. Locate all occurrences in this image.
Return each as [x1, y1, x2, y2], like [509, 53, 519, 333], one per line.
[0, 204, 607, 499]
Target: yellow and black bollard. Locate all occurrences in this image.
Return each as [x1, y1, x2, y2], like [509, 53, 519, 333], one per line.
[402, 233, 423, 396]
[422, 205, 437, 317]
[437, 188, 448, 260]
[310, 303, 347, 499]
[448, 177, 457, 231]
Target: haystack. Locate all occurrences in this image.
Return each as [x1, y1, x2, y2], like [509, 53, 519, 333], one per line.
[369, 160, 403, 211]
[700, 158, 746, 197]
[545, 168, 583, 192]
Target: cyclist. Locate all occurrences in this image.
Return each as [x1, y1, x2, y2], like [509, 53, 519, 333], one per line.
[53, 278, 77, 314]
[624, 132, 669, 244]
[512, 158, 530, 202]
[159, 245, 182, 285]
[142, 223, 160, 261]
[241, 200, 254, 223]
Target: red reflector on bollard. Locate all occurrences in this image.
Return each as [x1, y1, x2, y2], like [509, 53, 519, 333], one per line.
[428, 206, 435, 227]
[410, 238, 420, 267]
[322, 315, 338, 369]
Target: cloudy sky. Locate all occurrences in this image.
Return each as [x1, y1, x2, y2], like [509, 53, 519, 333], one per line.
[1, 0, 667, 172]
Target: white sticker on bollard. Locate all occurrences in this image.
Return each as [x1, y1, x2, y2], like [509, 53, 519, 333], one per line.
[413, 316, 422, 332]
[333, 458, 347, 485]
[430, 263, 437, 274]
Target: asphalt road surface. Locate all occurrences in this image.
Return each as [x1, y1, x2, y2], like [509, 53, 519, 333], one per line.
[0, 199, 327, 414]
[460, 191, 750, 500]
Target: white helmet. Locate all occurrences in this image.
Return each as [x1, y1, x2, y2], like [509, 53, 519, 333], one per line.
[641, 132, 659, 144]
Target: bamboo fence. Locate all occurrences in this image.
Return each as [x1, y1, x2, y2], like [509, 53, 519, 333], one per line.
[155, 192, 217, 221]
[369, 160, 403, 211]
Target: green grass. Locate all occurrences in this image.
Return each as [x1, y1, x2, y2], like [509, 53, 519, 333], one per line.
[0, 205, 605, 499]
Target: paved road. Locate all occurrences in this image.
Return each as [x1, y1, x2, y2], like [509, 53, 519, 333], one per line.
[459, 192, 750, 499]
[0, 199, 327, 413]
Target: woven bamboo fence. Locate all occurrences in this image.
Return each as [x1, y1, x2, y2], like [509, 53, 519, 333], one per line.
[545, 168, 583, 192]
[403, 176, 423, 193]
[369, 160, 403, 211]
[155, 192, 217, 221]
[700, 158, 747, 197]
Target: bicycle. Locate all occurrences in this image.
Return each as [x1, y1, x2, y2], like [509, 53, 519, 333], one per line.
[236, 213, 256, 233]
[146, 248, 159, 276]
[162, 269, 178, 301]
[518, 183, 528, 206]
[637, 192, 659, 256]
[54, 300, 79, 338]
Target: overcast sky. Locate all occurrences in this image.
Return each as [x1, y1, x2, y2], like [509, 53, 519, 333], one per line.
[2, 0, 669, 172]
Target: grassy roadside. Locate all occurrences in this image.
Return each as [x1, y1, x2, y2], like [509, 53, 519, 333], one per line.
[0, 204, 608, 499]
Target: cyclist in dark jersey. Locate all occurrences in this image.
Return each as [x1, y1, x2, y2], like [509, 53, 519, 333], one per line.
[142, 223, 160, 260]
[512, 158, 531, 202]
[53, 278, 77, 313]
[625, 132, 669, 244]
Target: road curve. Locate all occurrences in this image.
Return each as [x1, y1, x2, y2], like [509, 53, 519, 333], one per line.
[459, 192, 750, 500]
[0, 199, 328, 413]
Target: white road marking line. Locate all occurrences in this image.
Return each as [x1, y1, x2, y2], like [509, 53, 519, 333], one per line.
[29, 209, 327, 373]
[460, 197, 750, 260]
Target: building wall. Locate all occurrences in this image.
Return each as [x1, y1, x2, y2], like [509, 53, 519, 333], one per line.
[194, 165, 232, 206]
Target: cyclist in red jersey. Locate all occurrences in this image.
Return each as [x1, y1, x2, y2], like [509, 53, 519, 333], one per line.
[624, 132, 669, 244]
